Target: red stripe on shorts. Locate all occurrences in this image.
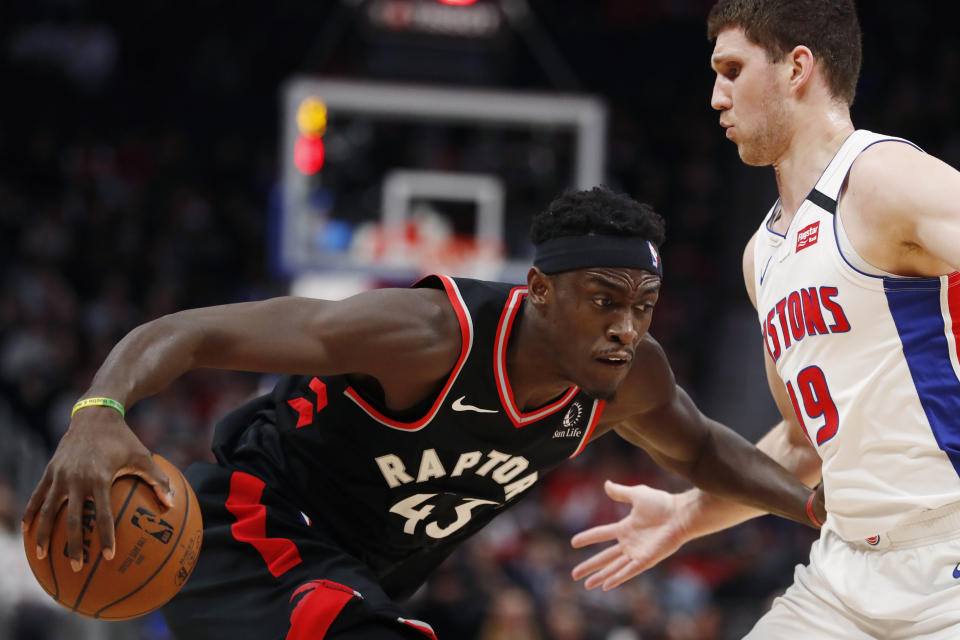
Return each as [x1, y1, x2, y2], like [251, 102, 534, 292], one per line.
[225, 471, 302, 578]
[947, 272, 960, 365]
[287, 580, 357, 640]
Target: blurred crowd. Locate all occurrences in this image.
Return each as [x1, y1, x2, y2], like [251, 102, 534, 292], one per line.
[3, 1, 960, 639]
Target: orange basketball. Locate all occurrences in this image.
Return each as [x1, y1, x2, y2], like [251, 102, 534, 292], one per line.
[24, 454, 203, 620]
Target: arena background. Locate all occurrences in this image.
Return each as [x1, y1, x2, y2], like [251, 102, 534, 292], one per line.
[1, 1, 956, 638]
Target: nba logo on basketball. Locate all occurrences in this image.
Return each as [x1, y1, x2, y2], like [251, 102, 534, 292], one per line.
[796, 222, 820, 252]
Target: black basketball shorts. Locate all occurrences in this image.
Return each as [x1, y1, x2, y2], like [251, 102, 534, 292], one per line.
[161, 463, 437, 640]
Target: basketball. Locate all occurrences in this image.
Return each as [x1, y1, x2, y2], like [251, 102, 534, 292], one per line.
[23, 454, 203, 620]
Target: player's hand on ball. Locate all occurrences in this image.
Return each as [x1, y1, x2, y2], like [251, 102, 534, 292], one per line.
[570, 481, 687, 591]
[21, 406, 175, 571]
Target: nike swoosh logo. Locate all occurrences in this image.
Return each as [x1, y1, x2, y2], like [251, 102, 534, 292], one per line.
[451, 395, 498, 414]
[759, 256, 773, 286]
[953, 562, 960, 579]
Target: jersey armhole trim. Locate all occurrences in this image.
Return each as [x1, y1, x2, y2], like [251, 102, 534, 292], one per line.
[344, 274, 474, 431]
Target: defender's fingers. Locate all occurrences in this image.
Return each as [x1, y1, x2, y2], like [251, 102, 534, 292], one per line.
[571, 544, 622, 580]
[603, 558, 644, 590]
[93, 484, 116, 561]
[603, 480, 635, 503]
[584, 554, 631, 590]
[571, 522, 619, 548]
[21, 472, 53, 532]
[65, 491, 86, 572]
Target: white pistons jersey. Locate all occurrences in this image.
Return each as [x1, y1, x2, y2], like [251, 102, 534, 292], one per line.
[753, 130, 960, 541]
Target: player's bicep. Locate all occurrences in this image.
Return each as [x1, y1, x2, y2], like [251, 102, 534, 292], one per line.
[180, 288, 458, 380]
[852, 143, 960, 271]
[904, 156, 960, 270]
[307, 288, 461, 379]
[614, 385, 711, 477]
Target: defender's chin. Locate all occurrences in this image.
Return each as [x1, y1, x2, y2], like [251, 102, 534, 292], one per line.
[738, 146, 772, 167]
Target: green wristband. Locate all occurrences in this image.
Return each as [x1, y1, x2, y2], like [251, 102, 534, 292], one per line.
[71, 397, 126, 419]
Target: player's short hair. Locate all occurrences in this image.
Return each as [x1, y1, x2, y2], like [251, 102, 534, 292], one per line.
[529, 186, 665, 247]
[707, 0, 862, 106]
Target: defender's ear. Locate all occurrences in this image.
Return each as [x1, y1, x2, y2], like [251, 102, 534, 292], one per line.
[787, 44, 815, 96]
[527, 267, 551, 306]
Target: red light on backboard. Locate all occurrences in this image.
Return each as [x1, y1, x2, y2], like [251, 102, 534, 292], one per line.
[437, 0, 478, 5]
[294, 135, 325, 174]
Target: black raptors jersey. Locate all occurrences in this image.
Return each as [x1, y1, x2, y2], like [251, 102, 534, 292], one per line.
[209, 275, 606, 599]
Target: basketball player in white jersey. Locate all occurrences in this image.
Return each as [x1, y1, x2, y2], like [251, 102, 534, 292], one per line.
[571, 1, 960, 637]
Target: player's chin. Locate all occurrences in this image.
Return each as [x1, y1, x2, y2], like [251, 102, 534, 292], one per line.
[581, 386, 618, 402]
[578, 366, 628, 401]
[737, 143, 771, 167]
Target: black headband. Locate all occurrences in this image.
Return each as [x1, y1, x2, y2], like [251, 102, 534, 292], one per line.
[533, 235, 663, 277]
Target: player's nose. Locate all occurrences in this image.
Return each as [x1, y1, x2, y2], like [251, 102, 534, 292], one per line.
[711, 77, 731, 111]
[606, 310, 640, 345]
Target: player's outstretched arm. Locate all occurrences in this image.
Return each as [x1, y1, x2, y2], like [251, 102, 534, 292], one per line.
[22, 287, 461, 573]
[570, 424, 823, 591]
[612, 348, 822, 525]
[571, 234, 823, 590]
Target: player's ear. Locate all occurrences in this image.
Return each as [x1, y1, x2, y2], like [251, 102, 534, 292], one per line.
[527, 267, 552, 306]
[787, 44, 815, 95]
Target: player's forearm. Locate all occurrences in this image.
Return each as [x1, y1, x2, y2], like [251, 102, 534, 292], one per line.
[682, 419, 821, 531]
[83, 314, 207, 408]
[680, 420, 822, 539]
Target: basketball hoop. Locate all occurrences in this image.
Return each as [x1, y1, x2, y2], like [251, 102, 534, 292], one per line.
[351, 221, 504, 279]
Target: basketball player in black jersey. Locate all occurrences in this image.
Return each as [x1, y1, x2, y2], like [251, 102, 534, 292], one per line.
[23, 186, 825, 639]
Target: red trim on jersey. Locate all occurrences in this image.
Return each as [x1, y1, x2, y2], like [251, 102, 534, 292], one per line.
[494, 287, 579, 427]
[286, 580, 358, 640]
[946, 273, 960, 367]
[569, 400, 606, 458]
[225, 471, 302, 578]
[399, 618, 439, 640]
[344, 274, 473, 431]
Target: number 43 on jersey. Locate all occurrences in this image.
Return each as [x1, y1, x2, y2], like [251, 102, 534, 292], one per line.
[390, 493, 497, 539]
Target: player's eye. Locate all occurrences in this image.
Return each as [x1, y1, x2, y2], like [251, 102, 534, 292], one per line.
[593, 295, 613, 307]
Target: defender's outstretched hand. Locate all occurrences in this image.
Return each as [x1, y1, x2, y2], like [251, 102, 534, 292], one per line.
[21, 407, 174, 572]
[571, 481, 689, 591]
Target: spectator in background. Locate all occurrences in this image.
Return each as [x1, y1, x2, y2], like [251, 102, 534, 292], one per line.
[0, 477, 62, 640]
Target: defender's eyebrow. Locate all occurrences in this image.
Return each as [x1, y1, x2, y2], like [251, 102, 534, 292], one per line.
[711, 53, 734, 69]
